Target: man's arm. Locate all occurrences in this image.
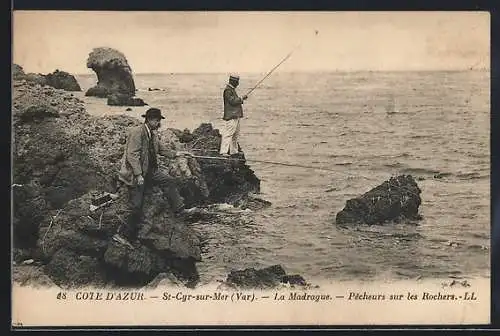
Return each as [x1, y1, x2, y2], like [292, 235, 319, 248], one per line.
[126, 127, 143, 176]
[225, 89, 244, 106]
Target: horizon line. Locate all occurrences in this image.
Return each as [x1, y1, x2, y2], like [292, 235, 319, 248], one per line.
[72, 68, 490, 76]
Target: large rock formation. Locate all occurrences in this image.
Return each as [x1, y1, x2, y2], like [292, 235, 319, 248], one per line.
[13, 79, 264, 288]
[335, 175, 422, 226]
[85, 48, 146, 106]
[12, 64, 81, 91]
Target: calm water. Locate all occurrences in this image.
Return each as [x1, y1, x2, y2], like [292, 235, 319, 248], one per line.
[75, 71, 490, 284]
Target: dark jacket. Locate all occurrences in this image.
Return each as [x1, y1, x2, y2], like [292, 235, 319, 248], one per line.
[223, 84, 244, 121]
[118, 125, 176, 186]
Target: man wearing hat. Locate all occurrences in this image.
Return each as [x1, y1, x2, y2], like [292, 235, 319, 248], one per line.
[219, 74, 248, 157]
[115, 107, 192, 245]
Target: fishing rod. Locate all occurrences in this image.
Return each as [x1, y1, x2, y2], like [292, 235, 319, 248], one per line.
[243, 30, 320, 97]
[244, 43, 302, 98]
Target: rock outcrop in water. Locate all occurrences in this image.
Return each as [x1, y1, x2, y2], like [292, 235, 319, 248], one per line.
[335, 175, 422, 226]
[181, 123, 266, 208]
[13, 79, 264, 288]
[13, 64, 81, 91]
[223, 265, 308, 289]
[85, 48, 146, 106]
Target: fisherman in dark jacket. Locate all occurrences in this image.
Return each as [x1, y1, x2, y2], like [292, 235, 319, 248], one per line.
[219, 74, 248, 156]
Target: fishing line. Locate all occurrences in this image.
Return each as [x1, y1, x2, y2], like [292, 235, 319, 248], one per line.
[188, 154, 422, 198]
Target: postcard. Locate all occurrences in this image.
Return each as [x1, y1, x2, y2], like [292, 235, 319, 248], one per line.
[11, 10, 490, 326]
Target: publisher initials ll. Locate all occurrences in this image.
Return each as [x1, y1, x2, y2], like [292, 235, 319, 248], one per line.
[464, 292, 477, 300]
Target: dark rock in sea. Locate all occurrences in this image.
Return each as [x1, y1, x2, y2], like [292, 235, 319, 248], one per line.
[225, 265, 309, 289]
[85, 47, 137, 98]
[45, 69, 81, 91]
[13, 81, 267, 289]
[282, 274, 307, 286]
[85, 86, 110, 98]
[125, 107, 132, 111]
[107, 93, 147, 106]
[335, 175, 422, 226]
[226, 265, 286, 289]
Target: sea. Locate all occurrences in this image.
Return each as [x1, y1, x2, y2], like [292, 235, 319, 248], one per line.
[74, 71, 490, 285]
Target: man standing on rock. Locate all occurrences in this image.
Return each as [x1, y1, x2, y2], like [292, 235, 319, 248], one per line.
[219, 74, 248, 157]
[114, 107, 192, 246]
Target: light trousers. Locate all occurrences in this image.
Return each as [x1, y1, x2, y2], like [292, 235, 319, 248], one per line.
[219, 118, 241, 155]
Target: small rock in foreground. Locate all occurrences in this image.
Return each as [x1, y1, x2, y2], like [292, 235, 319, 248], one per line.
[224, 265, 309, 289]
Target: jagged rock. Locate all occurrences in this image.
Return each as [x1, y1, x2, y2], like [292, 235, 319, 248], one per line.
[85, 47, 136, 98]
[107, 93, 146, 106]
[13, 184, 48, 249]
[24, 73, 48, 86]
[17, 105, 59, 123]
[13, 65, 81, 92]
[282, 274, 307, 286]
[45, 69, 81, 91]
[143, 272, 185, 289]
[44, 248, 107, 288]
[12, 265, 58, 288]
[182, 123, 263, 205]
[225, 265, 309, 289]
[13, 64, 25, 79]
[169, 128, 195, 143]
[226, 265, 286, 289]
[335, 175, 422, 226]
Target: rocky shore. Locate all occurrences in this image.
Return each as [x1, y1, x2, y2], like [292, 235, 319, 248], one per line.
[12, 78, 269, 289]
[13, 64, 81, 92]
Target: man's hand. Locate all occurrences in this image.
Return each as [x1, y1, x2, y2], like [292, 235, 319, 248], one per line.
[136, 175, 144, 185]
[242, 95, 248, 101]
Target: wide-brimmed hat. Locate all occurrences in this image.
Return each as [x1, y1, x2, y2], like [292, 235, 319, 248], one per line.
[142, 107, 165, 119]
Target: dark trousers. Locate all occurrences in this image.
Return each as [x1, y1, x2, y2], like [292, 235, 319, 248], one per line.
[122, 169, 184, 240]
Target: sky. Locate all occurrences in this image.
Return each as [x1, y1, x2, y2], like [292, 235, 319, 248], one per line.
[12, 11, 490, 74]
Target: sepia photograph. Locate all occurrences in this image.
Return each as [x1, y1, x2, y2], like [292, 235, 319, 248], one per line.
[11, 11, 490, 326]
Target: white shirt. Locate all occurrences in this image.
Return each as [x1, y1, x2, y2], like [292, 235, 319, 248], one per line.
[144, 123, 152, 140]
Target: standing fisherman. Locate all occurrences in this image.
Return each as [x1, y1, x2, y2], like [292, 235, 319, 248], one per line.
[219, 74, 248, 157]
